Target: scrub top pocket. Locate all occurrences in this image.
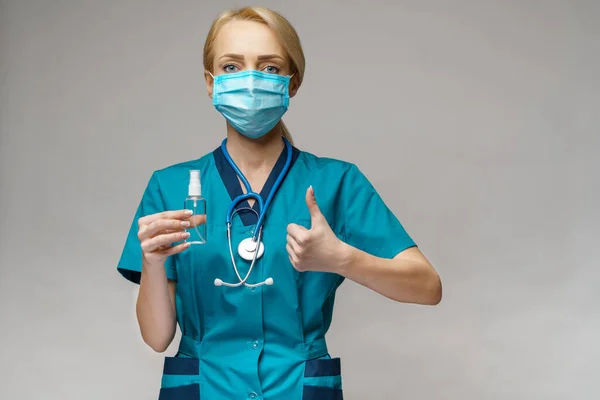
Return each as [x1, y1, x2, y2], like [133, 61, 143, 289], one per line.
[158, 356, 201, 400]
[302, 356, 344, 399]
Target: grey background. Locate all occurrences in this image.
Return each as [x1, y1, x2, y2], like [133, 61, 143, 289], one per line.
[1, 0, 598, 399]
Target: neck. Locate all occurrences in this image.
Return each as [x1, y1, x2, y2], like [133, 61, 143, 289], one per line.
[225, 122, 285, 171]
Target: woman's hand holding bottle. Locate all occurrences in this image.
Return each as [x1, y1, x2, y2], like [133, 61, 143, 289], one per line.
[137, 210, 197, 268]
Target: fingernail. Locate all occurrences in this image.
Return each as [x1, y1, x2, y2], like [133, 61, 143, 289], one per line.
[181, 232, 190, 238]
[181, 221, 190, 227]
[184, 210, 193, 215]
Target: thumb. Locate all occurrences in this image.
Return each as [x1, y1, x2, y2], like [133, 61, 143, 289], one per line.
[305, 186, 324, 223]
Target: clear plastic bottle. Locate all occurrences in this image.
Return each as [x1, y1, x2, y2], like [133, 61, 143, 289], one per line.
[184, 170, 207, 245]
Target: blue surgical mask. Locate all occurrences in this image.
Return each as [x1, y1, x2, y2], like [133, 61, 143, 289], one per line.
[209, 70, 292, 139]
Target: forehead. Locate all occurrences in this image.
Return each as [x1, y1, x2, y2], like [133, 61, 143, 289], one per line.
[213, 20, 285, 56]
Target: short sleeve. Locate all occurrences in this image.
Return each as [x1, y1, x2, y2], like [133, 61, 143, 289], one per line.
[116, 171, 178, 284]
[340, 164, 416, 259]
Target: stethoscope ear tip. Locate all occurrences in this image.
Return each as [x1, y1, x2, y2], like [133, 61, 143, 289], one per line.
[265, 277, 274, 285]
[214, 279, 223, 286]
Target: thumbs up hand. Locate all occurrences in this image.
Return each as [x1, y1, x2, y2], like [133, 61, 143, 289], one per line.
[286, 186, 348, 273]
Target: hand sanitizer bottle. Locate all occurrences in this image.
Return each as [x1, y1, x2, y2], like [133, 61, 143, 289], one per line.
[184, 170, 206, 245]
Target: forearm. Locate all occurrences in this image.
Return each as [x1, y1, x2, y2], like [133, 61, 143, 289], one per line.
[136, 261, 177, 352]
[338, 244, 441, 305]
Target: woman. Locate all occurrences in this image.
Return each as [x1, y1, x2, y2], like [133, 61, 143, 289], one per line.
[117, 6, 442, 400]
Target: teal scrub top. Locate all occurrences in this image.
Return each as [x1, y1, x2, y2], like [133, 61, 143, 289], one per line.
[117, 143, 416, 400]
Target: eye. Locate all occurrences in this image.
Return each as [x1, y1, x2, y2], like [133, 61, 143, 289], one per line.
[263, 65, 280, 74]
[223, 64, 239, 73]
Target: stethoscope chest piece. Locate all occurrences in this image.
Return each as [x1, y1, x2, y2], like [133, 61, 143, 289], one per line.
[238, 237, 265, 261]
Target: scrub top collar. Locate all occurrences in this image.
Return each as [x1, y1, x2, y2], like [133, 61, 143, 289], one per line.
[213, 141, 301, 226]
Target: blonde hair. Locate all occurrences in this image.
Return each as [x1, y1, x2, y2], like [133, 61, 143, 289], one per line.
[203, 7, 306, 145]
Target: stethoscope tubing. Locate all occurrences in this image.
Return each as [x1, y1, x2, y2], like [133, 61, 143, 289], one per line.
[215, 136, 292, 287]
[221, 137, 292, 241]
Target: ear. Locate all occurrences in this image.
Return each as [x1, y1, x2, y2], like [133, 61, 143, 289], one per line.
[289, 75, 300, 98]
[204, 70, 214, 99]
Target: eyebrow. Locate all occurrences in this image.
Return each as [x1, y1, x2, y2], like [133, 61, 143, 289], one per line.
[257, 54, 284, 61]
[218, 53, 284, 61]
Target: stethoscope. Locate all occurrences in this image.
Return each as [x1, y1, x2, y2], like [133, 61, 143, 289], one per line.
[213, 136, 293, 288]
